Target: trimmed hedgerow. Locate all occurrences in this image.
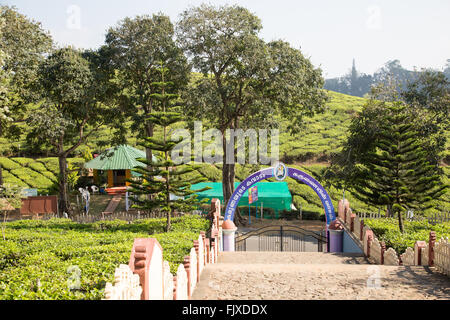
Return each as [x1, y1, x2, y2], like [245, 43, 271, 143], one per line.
[0, 157, 21, 170]
[10, 168, 54, 192]
[0, 215, 209, 300]
[1, 170, 29, 187]
[36, 158, 59, 175]
[364, 218, 450, 255]
[10, 158, 35, 167]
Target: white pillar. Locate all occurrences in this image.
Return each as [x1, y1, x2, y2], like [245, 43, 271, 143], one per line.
[222, 220, 237, 252]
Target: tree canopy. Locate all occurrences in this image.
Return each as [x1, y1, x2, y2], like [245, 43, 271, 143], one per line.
[177, 4, 328, 223]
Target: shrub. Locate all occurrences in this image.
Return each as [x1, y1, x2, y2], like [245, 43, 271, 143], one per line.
[1, 171, 28, 187]
[0, 157, 21, 170]
[0, 215, 209, 300]
[10, 158, 34, 166]
[36, 158, 59, 174]
[28, 162, 49, 174]
[10, 168, 55, 193]
[364, 218, 450, 254]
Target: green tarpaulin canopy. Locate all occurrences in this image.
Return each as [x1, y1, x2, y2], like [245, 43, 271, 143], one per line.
[190, 181, 292, 212]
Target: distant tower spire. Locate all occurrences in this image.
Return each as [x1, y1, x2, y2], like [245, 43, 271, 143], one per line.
[350, 58, 358, 95]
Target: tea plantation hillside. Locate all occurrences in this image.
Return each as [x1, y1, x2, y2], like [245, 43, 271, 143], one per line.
[0, 157, 84, 194]
[1, 90, 448, 163]
[190, 163, 450, 218]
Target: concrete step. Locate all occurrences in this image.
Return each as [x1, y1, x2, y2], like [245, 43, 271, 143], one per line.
[192, 258, 450, 300]
[217, 252, 369, 265]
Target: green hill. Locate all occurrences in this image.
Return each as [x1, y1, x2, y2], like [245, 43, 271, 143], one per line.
[1, 90, 448, 214]
[1, 90, 448, 163]
[0, 157, 84, 194]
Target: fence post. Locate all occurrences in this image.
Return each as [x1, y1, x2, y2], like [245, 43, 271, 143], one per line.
[414, 241, 426, 266]
[183, 256, 191, 300]
[360, 219, 365, 241]
[429, 231, 436, 267]
[280, 226, 284, 252]
[128, 238, 163, 300]
[380, 241, 386, 265]
[193, 240, 200, 283]
[350, 213, 355, 232]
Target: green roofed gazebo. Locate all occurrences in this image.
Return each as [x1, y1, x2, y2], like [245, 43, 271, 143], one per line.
[84, 145, 155, 188]
[190, 182, 292, 217]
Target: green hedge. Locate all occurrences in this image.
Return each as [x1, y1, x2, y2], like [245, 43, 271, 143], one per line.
[0, 157, 21, 170]
[0, 215, 209, 300]
[1, 170, 29, 187]
[11, 158, 35, 166]
[364, 218, 450, 255]
[36, 158, 59, 174]
[10, 168, 55, 192]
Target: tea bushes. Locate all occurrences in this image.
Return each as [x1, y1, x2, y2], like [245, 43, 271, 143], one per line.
[0, 215, 209, 300]
[0, 157, 21, 170]
[364, 218, 450, 254]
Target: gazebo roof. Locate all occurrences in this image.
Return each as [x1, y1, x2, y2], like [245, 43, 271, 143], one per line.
[84, 145, 154, 171]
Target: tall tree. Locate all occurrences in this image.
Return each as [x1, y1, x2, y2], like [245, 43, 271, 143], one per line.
[177, 4, 328, 224]
[0, 6, 52, 181]
[129, 63, 210, 231]
[0, 5, 52, 102]
[104, 14, 190, 166]
[402, 70, 449, 165]
[351, 101, 447, 232]
[27, 47, 114, 215]
[0, 15, 10, 185]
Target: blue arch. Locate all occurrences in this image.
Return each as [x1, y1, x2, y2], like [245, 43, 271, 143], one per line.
[224, 166, 336, 225]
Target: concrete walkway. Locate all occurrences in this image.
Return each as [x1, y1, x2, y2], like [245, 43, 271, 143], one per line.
[192, 252, 450, 300]
[102, 195, 122, 215]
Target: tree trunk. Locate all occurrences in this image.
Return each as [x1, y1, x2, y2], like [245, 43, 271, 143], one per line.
[0, 164, 3, 186]
[221, 129, 244, 225]
[397, 207, 404, 233]
[58, 154, 71, 216]
[145, 121, 154, 165]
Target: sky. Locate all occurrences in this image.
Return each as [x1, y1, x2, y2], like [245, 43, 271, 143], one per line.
[2, 0, 449, 78]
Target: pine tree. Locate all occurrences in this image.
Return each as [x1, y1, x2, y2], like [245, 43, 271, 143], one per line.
[128, 63, 210, 232]
[352, 101, 447, 233]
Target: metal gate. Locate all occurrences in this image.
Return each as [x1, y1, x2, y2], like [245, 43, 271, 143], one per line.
[235, 225, 327, 252]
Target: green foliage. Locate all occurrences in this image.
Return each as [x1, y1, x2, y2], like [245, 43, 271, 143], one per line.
[0, 157, 84, 193]
[67, 162, 80, 192]
[364, 218, 450, 254]
[129, 64, 210, 231]
[0, 5, 52, 103]
[37, 158, 59, 174]
[10, 168, 54, 192]
[11, 157, 34, 166]
[0, 157, 21, 170]
[349, 101, 447, 232]
[104, 13, 190, 144]
[0, 215, 209, 300]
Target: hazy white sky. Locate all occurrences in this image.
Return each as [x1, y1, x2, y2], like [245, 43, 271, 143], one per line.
[2, 0, 449, 78]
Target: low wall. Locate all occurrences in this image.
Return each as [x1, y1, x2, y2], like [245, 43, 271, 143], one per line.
[20, 196, 58, 216]
[103, 199, 223, 300]
[338, 199, 450, 277]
